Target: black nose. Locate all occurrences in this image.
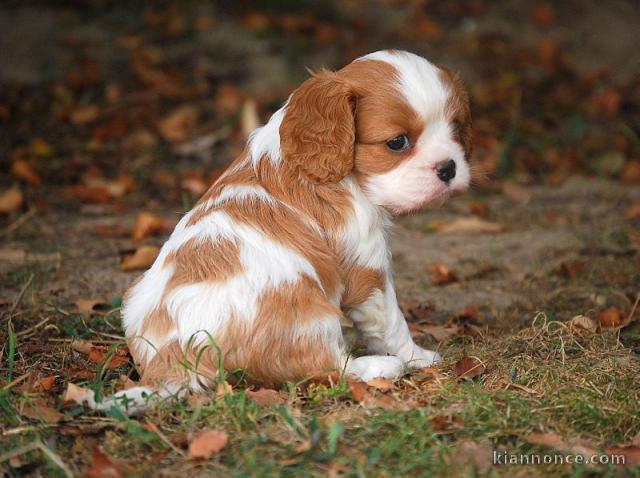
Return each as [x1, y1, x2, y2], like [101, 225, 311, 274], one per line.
[436, 159, 456, 183]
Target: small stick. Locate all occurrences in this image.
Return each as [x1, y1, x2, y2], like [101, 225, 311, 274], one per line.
[9, 273, 33, 315]
[2, 372, 31, 390]
[16, 317, 50, 337]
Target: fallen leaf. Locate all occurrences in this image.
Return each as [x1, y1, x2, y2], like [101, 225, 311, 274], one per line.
[599, 308, 630, 329]
[70, 104, 100, 125]
[620, 162, 640, 183]
[449, 440, 492, 472]
[64, 185, 110, 204]
[348, 381, 411, 410]
[527, 431, 566, 449]
[246, 388, 285, 406]
[131, 212, 172, 241]
[11, 159, 41, 186]
[408, 322, 460, 342]
[624, 203, 640, 220]
[86, 446, 128, 478]
[468, 201, 489, 218]
[75, 299, 110, 315]
[606, 445, 640, 468]
[427, 263, 459, 285]
[88, 346, 130, 369]
[157, 105, 198, 144]
[71, 339, 94, 355]
[559, 260, 586, 278]
[365, 377, 394, 391]
[0, 186, 23, 214]
[180, 176, 208, 196]
[569, 315, 599, 334]
[436, 217, 504, 234]
[188, 430, 228, 459]
[431, 414, 464, 431]
[240, 98, 260, 137]
[215, 84, 244, 115]
[402, 301, 434, 322]
[597, 87, 621, 116]
[529, 2, 555, 26]
[37, 375, 58, 392]
[453, 356, 486, 379]
[120, 245, 160, 271]
[22, 401, 65, 423]
[63, 382, 95, 405]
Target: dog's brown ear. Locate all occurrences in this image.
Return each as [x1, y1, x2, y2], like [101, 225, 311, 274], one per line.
[279, 71, 356, 183]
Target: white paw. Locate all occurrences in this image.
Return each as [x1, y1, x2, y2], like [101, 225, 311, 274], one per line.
[404, 347, 441, 369]
[345, 355, 405, 382]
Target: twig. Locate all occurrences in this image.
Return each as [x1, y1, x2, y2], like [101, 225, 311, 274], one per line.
[9, 273, 33, 315]
[0, 441, 73, 477]
[16, 317, 50, 337]
[2, 372, 31, 390]
[2, 425, 55, 436]
[1, 209, 36, 237]
[144, 420, 185, 456]
[627, 293, 640, 323]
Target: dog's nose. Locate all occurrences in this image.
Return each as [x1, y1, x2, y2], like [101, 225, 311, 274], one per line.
[436, 159, 456, 183]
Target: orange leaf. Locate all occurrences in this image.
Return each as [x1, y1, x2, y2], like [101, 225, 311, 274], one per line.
[559, 260, 586, 278]
[157, 105, 198, 144]
[245, 388, 285, 406]
[427, 263, 459, 285]
[188, 430, 228, 460]
[88, 346, 130, 369]
[624, 203, 640, 220]
[453, 356, 486, 379]
[11, 159, 41, 186]
[0, 186, 23, 214]
[365, 377, 394, 392]
[599, 308, 630, 329]
[64, 185, 110, 204]
[86, 446, 128, 478]
[131, 212, 172, 241]
[120, 245, 160, 271]
[38, 375, 58, 392]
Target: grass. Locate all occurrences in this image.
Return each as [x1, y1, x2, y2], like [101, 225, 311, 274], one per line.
[1, 270, 639, 477]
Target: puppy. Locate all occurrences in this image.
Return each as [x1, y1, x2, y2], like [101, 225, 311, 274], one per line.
[98, 50, 472, 413]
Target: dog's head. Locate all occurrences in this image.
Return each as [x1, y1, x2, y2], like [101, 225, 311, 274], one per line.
[279, 50, 472, 214]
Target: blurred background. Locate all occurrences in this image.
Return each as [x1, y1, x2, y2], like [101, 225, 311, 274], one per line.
[1, 0, 639, 326]
[1, 0, 639, 204]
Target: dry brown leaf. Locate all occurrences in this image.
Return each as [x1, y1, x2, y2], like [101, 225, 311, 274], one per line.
[348, 381, 411, 410]
[75, 298, 110, 315]
[180, 176, 208, 196]
[70, 104, 100, 125]
[559, 260, 586, 278]
[88, 346, 130, 369]
[71, 339, 94, 355]
[240, 98, 260, 137]
[408, 322, 460, 342]
[11, 159, 41, 185]
[527, 431, 566, 449]
[86, 446, 129, 478]
[427, 262, 459, 285]
[449, 440, 492, 473]
[188, 430, 229, 460]
[246, 388, 285, 406]
[121, 245, 160, 271]
[624, 203, 640, 220]
[0, 186, 23, 214]
[453, 356, 486, 379]
[436, 217, 503, 234]
[157, 105, 197, 144]
[569, 315, 599, 334]
[22, 401, 65, 423]
[63, 382, 95, 405]
[468, 201, 489, 218]
[431, 414, 464, 431]
[131, 212, 173, 241]
[64, 185, 110, 204]
[599, 308, 630, 329]
[37, 375, 58, 392]
[365, 377, 394, 392]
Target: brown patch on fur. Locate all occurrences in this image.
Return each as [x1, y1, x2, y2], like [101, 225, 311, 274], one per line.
[164, 237, 242, 292]
[342, 266, 385, 309]
[220, 194, 342, 298]
[280, 70, 356, 183]
[219, 275, 342, 387]
[440, 67, 473, 159]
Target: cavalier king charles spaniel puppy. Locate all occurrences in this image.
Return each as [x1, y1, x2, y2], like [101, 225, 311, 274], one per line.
[92, 50, 472, 413]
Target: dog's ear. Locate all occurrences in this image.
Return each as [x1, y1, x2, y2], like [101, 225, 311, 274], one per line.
[279, 70, 356, 183]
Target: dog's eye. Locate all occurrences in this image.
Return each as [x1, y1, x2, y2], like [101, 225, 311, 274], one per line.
[386, 134, 410, 152]
[451, 120, 461, 132]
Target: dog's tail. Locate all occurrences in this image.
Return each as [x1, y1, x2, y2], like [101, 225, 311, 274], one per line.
[75, 384, 182, 416]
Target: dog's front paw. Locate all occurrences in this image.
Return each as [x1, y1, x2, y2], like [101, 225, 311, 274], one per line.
[404, 346, 441, 369]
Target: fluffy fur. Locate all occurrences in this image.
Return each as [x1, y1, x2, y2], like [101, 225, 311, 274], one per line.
[105, 50, 472, 413]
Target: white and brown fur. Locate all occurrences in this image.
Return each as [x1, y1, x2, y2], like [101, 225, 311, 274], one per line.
[94, 50, 472, 414]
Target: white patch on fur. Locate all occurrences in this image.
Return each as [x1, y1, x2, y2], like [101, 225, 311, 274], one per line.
[211, 184, 276, 208]
[344, 355, 404, 381]
[249, 103, 287, 165]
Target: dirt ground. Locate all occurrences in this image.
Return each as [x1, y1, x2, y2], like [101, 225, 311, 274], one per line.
[1, 1, 639, 476]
